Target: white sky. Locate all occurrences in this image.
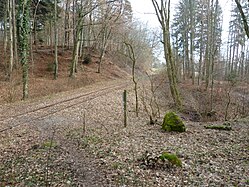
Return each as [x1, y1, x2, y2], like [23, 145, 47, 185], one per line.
[129, 0, 232, 43]
[129, 0, 234, 62]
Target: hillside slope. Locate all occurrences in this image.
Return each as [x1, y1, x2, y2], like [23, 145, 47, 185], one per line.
[0, 47, 131, 104]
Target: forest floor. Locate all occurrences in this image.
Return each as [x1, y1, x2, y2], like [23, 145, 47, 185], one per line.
[0, 47, 249, 186]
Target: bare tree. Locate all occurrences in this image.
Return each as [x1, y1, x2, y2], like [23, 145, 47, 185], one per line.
[8, 0, 14, 78]
[151, 0, 182, 109]
[54, 0, 58, 79]
[70, 0, 87, 77]
[234, 0, 249, 39]
[70, 0, 100, 77]
[64, 0, 71, 49]
[17, 0, 31, 100]
[124, 41, 139, 117]
[3, 1, 8, 76]
[97, 0, 122, 73]
[12, 0, 18, 69]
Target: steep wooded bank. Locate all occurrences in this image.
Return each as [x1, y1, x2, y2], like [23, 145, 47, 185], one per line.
[0, 46, 131, 103]
[0, 0, 155, 101]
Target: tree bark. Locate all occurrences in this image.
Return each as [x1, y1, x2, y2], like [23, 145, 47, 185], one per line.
[3, 2, 8, 76]
[64, 0, 70, 49]
[198, 7, 204, 85]
[17, 0, 30, 100]
[152, 0, 182, 109]
[205, 0, 212, 90]
[98, 26, 111, 73]
[189, 0, 195, 85]
[70, 9, 84, 77]
[8, 0, 14, 78]
[234, 0, 249, 39]
[54, 0, 58, 79]
[124, 42, 139, 117]
[12, 0, 18, 69]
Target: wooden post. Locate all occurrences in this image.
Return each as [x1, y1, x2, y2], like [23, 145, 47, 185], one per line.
[83, 111, 86, 135]
[123, 90, 127, 127]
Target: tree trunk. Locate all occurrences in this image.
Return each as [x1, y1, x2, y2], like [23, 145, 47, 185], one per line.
[54, 0, 58, 80]
[234, 0, 249, 39]
[17, 0, 30, 100]
[189, 0, 195, 85]
[8, 0, 14, 78]
[198, 7, 204, 86]
[70, 33, 80, 77]
[70, 2, 86, 77]
[205, 0, 212, 90]
[183, 30, 190, 79]
[124, 42, 139, 117]
[64, 0, 70, 49]
[98, 28, 109, 73]
[3, 1, 8, 76]
[152, 0, 182, 109]
[12, 0, 18, 69]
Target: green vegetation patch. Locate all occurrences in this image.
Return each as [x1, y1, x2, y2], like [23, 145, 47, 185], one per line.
[246, 179, 249, 185]
[138, 151, 183, 169]
[162, 112, 186, 132]
[204, 124, 232, 131]
[41, 140, 58, 149]
[159, 152, 182, 167]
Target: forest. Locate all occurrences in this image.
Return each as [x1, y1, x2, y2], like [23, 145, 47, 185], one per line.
[0, 0, 248, 186]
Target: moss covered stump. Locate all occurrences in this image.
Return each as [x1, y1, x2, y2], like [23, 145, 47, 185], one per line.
[162, 112, 186, 132]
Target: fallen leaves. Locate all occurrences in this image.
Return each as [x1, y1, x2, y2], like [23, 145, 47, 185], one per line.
[0, 82, 248, 186]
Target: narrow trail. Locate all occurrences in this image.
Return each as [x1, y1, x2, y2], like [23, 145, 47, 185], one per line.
[0, 79, 132, 186]
[0, 79, 130, 133]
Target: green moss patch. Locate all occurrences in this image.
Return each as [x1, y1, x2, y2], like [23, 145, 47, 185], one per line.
[162, 112, 186, 132]
[138, 151, 183, 169]
[204, 124, 232, 131]
[159, 152, 182, 167]
[41, 140, 58, 149]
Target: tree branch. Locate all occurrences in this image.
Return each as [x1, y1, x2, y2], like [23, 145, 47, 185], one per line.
[234, 0, 249, 39]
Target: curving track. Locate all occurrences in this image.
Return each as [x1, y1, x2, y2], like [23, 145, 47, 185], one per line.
[0, 80, 130, 133]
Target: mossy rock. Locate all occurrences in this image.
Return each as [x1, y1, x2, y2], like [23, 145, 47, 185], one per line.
[159, 152, 182, 167]
[204, 124, 232, 131]
[162, 112, 186, 132]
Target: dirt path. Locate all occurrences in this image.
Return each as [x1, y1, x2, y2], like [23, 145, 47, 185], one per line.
[0, 79, 131, 186]
[0, 79, 130, 133]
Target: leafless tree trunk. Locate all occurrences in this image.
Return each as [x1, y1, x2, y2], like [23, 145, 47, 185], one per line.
[54, 0, 58, 79]
[3, 2, 8, 76]
[124, 41, 139, 117]
[152, 0, 182, 109]
[234, 0, 249, 39]
[198, 6, 204, 85]
[64, 0, 70, 49]
[8, 0, 14, 78]
[12, 0, 18, 69]
[189, 0, 195, 85]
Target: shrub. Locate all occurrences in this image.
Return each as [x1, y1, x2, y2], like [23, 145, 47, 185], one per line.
[83, 54, 92, 64]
